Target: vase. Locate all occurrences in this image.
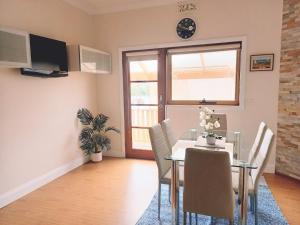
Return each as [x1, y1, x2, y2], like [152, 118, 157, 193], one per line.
[90, 151, 103, 162]
[206, 136, 216, 145]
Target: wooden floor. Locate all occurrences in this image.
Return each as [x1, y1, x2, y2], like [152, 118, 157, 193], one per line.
[0, 158, 158, 225]
[0, 158, 299, 225]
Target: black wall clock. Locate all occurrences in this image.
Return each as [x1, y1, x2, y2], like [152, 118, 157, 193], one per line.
[176, 18, 196, 39]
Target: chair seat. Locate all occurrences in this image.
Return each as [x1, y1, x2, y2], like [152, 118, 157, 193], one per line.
[161, 166, 184, 185]
[232, 172, 254, 194]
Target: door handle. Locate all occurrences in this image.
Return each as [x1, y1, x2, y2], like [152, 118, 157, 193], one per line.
[159, 95, 163, 103]
[159, 95, 164, 109]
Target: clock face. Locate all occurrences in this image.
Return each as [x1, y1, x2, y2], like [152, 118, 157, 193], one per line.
[176, 18, 196, 39]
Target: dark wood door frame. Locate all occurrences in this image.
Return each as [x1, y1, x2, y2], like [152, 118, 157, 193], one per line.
[122, 49, 166, 160]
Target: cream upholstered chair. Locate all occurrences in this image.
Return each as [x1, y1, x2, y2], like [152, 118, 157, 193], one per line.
[211, 113, 227, 137]
[161, 119, 185, 167]
[149, 124, 184, 219]
[232, 128, 274, 225]
[161, 118, 177, 150]
[183, 148, 235, 225]
[248, 122, 267, 164]
[232, 122, 267, 173]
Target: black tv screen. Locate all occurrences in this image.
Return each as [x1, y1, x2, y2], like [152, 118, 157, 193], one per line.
[21, 34, 68, 77]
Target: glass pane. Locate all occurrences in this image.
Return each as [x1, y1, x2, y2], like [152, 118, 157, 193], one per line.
[131, 82, 158, 104]
[129, 60, 158, 81]
[171, 50, 237, 101]
[131, 106, 158, 127]
[132, 128, 151, 150]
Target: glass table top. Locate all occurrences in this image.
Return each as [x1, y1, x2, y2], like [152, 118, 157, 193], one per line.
[165, 130, 257, 169]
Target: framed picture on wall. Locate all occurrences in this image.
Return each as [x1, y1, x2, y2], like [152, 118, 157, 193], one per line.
[250, 54, 274, 71]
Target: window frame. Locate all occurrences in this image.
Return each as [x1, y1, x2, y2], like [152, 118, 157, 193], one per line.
[166, 42, 242, 106]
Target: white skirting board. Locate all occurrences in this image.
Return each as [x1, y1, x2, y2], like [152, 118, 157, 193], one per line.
[0, 156, 89, 208]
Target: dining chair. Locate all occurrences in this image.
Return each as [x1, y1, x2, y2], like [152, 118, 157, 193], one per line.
[248, 122, 267, 164]
[232, 122, 267, 173]
[211, 113, 227, 137]
[161, 118, 186, 167]
[232, 128, 274, 225]
[149, 124, 184, 219]
[183, 148, 235, 225]
[161, 118, 177, 150]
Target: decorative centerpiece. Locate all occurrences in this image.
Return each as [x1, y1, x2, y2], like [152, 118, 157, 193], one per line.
[77, 108, 120, 162]
[199, 106, 221, 145]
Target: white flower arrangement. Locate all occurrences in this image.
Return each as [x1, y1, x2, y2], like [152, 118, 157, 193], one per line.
[199, 107, 221, 137]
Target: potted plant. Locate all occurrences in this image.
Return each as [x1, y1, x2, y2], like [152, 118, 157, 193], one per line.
[77, 108, 120, 162]
[199, 106, 221, 145]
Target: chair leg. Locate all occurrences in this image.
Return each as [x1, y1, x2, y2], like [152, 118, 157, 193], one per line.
[210, 216, 214, 225]
[183, 211, 187, 225]
[177, 189, 180, 220]
[254, 192, 258, 225]
[250, 194, 255, 214]
[195, 214, 198, 225]
[158, 182, 161, 219]
[189, 212, 192, 225]
[249, 195, 253, 212]
[168, 184, 171, 203]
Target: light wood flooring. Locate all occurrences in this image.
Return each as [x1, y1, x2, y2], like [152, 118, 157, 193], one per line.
[0, 157, 299, 225]
[0, 158, 158, 225]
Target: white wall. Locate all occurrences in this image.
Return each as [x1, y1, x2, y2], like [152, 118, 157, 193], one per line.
[94, 0, 283, 172]
[0, 0, 97, 195]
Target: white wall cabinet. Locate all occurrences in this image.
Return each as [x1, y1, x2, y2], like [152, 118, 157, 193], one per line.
[0, 27, 31, 68]
[67, 45, 111, 74]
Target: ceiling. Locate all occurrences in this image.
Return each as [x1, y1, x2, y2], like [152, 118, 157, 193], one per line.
[63, 0, 178, 15]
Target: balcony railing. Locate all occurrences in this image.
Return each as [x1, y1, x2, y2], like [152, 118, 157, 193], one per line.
[131, 106, 158, 150]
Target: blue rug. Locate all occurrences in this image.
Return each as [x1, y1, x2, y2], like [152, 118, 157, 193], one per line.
[136, 183, 288, 225]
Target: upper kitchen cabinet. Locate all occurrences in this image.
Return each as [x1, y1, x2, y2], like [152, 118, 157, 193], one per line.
[0, 27, 31, 68]
[67, 45, 111, 74]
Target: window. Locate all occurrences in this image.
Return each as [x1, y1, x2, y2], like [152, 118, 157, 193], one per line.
[167, 42, 241, 105]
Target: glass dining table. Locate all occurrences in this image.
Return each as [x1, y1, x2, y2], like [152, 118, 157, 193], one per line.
[164, 129, 257, 225]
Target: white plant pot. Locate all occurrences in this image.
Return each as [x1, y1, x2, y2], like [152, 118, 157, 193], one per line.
[90, 152, 103, 162]
[206, 136, 216, 145]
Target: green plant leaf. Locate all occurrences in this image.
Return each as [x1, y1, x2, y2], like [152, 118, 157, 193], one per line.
[77, 108, 94, 125]
[92, 114, 109, 131]
[79, 127, 94, 143]
[105, 126, 120, 133]
[80, 138, 96, 154]
[94, 134, 111, 151]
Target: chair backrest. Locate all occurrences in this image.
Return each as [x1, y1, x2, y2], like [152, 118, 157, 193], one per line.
[248, 122, 267, 164]
[211, 113, 227, 137]
[149, 124, 171, 179]
[161, 118, 177, 150]
[183, 148, 234, 220]
[252, 128, 274, 190]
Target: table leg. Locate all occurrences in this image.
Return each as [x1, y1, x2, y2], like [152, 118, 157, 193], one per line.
[239, 167, 249, 225]
[171, 160, 179, 225]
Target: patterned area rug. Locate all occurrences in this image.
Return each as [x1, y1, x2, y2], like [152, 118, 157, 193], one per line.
[136, 183, 288, 225]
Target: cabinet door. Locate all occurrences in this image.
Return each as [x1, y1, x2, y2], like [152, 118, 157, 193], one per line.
[0, 27, 31, 68]
[79, 46, 111, 74]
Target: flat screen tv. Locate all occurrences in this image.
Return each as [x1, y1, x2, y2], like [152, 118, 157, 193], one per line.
[21, 34, 68, 77]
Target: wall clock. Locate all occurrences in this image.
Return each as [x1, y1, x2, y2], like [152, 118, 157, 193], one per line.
[176, 18, 196, 39]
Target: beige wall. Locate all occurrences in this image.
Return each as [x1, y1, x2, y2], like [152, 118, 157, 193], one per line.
[0, 0, 97, 194]
[94, 0, 283, 172]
